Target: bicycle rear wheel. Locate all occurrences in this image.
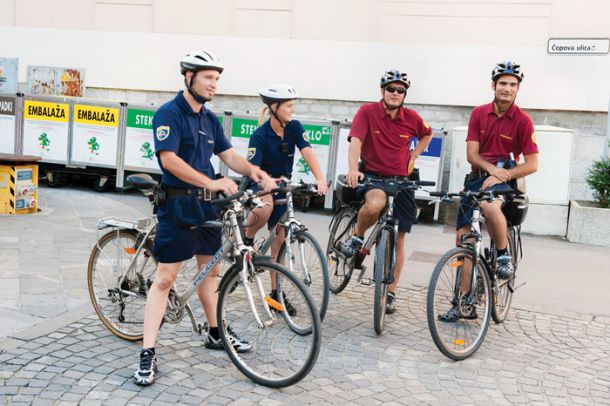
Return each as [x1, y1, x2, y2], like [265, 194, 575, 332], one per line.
[426, 247, 491, 360]
[217, 260, 321, 388]
[373, 227, 394, 335]
[492, 228, 518, 323]
[87, 229, 156, 341]
[326, 207, 356, 294]
[278, 230, 330, 321]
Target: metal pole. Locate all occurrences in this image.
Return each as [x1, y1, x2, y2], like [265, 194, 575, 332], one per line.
[115, 102, 128, 190]
[324, 120, 341, 210]
[604, 96, 610, 159]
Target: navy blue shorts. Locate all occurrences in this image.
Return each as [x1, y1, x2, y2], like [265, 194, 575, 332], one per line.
[249, 183, 287, 230]
[455, 177, 513, 230]
[357, 180, 417, 233]
[154, 196, 221, 264]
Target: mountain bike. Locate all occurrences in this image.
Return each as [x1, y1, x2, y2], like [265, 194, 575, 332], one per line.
[87, 174, 321, 387]
[326, 175, 435, 334]
[426, 189, 526, 360]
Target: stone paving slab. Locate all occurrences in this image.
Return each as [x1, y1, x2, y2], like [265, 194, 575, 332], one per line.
[1, 284, 610, 404]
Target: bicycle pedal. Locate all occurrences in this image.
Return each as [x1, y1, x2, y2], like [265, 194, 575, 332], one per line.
[355, 267, 367, 283]
[361, 277, 372, 286]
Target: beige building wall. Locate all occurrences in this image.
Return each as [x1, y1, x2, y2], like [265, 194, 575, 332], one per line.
[3, 0, 609, 45]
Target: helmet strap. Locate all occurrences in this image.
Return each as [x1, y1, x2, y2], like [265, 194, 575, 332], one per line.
[184, 71, 208, 105]
[269, 103, 286, 129]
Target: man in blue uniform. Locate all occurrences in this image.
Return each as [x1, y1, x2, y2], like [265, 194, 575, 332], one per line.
[134, 49, 274, 386]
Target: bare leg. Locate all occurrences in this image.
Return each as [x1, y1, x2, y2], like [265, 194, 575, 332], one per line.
[196, 256, 220, 328]
[388, 231, 406, 292]
[142, 262, 181, 348]
[456, 225, 472, 294]
[356, 189, 387, 237]
[270, 225, 285, 290]
[244, 195, 273, 240]
[480, 200, 507, 250]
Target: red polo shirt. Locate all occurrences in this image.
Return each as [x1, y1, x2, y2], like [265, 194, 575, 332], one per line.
[467, 102, 538, 171]
[349, 100, 433, 177]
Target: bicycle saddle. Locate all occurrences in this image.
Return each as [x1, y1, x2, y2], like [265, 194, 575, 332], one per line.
[127, 174, 158, 190]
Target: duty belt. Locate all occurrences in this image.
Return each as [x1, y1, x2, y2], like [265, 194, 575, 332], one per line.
[165, 187, 216, 201]
[465, 170, 490, 182]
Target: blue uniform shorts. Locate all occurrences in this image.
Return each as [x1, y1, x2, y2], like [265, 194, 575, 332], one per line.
[249, 183, 287, 230]
[154, 196, 221, 264]
[455, 176, 513, 230]
[357, 179, 417, 233]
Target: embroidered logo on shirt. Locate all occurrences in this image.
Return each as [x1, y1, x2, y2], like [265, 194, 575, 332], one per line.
[423, 121, 430, 129]
[500, 134, 512, 140]
[400, 134, 410, 138]
[303, 131, 310, 142]
[247, 148, 256, 160]
[207, 139, 214, 144]
[531, 132, 537, 144]
[156, 126, 170, 141]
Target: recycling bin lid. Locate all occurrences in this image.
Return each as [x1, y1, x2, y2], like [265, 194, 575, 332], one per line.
[0, 153, 42, 165]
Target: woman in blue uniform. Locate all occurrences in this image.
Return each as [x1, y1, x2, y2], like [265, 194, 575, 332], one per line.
[244, 84, 328, 313]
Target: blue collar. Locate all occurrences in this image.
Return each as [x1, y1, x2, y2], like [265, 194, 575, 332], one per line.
[176, 91, 203, 116]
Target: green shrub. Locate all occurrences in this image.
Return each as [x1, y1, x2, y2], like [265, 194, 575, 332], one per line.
[586, 155, 610, 208]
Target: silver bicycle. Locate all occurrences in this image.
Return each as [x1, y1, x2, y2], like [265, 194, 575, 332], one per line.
[87, 174, 321, 387]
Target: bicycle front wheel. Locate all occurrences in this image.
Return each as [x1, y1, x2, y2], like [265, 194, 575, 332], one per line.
[426, 247, 491, 360]
[492, 228, 517, 323]
[326, 207, 356, 294]
[217, 260, 322, 388]
[278, 230, 330, 321]
[87, 229, 156, 341]
[373, 227, 394, 335]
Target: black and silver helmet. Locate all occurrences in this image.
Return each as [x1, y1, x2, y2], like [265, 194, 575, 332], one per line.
[380, 70, 410, 89]
[491, 61, 524, 82]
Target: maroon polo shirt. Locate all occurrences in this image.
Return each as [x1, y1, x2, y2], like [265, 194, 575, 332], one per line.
[349, 100, 433, 177]
[466, 102, 539, 171]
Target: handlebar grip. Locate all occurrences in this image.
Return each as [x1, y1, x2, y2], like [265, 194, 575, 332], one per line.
[428, 191, 445, 197]
[211, 191, 245, 205]
[417, 181, 436, 187]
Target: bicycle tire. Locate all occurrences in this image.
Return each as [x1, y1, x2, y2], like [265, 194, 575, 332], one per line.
[217, 260, 321, 388]
[373, 227, 394, 335]
[426, 247, 492, 361]
[326, 207, 356, 294]
[277, 230, 330, 321]
[491, 228, 517, 323]
[87, 229, 156, 341]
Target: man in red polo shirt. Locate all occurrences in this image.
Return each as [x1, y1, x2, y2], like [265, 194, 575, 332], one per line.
[343, 69, 433, 314]
[439, 61, 539, 323]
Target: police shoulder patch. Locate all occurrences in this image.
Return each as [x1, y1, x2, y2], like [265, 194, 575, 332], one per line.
[531, 132, 537, 145]
[156, 126, 170, 141]
[247, 147, 256, 160]
[303, 131, 310, 142]
[423, 121, 430, 129]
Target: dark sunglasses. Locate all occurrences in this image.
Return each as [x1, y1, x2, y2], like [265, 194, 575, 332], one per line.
[279, 142, 289, 154]
[385, 85, 407, 95]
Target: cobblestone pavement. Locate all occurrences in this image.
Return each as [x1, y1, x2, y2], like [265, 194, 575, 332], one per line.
[1, 282, 610, 405]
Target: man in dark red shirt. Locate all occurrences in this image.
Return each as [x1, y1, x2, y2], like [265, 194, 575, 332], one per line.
[439, 61, 539, 323]
[343, 69, 433, 314]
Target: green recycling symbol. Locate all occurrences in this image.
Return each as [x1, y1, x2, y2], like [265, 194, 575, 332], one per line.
[38, 132, 50, 151]
[296, 157, 310, 175]
[140, 141, 154, 159]
[88, 137, 100, 155]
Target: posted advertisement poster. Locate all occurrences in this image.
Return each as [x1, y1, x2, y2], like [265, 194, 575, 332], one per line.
[291, 123, 331, 184]
[0, 58, 19, 94]
[22, 100, 70, 161]
[124, 108, 160, 171]
[26, 65, 85, 97]
[411, 136, 443, 198]
[229, 117, 258, 177]
[71, 104, 119, 166]
[0, 95, 17, 153]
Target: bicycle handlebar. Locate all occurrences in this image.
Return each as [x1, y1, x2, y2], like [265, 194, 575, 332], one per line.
[211, 190, 245, 206]
[360, 175, 435, 190]
[430, 189, 516, 200]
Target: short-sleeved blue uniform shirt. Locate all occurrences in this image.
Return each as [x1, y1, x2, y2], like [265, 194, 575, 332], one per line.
[247, 120, 311, 178]
[153, 91, 232, 188]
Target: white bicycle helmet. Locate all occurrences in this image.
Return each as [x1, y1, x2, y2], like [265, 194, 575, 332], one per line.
[491, 61, 524, 83]
[259, 84, 298, 105]
[380, 70, 410, 89]
[180, 49, 224, 75]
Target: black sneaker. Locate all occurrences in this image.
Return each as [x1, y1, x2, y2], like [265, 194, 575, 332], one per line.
[204, 326, 252, 353]
[133, 349, 157, 386]
[496, 254, 514, 279]
[340, 236, 364, 258]
[438, 302, 478, 323]
[243, 236, 254, 247]
[270, 290, 297, 316]
[385, 292, 397, 314]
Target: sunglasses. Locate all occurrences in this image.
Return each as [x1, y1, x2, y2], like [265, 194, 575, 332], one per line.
[385, 85, 407, 95]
